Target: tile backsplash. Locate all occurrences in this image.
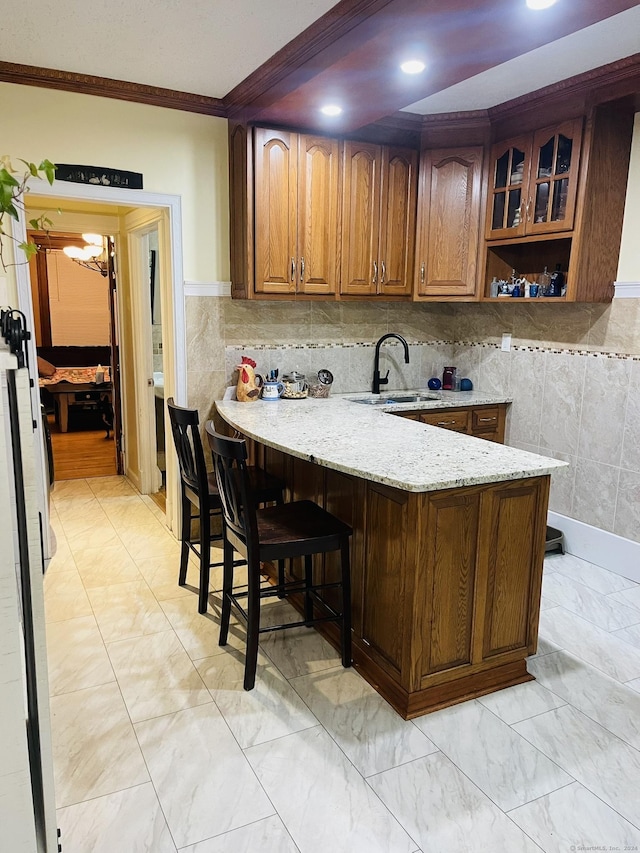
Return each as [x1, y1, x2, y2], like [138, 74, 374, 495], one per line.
[185, 294, 640, 546]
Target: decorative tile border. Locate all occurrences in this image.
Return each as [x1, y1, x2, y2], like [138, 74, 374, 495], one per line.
[455, 341, 640, 361]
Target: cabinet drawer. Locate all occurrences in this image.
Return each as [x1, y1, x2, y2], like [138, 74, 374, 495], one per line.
[472, 407, 500, 432]
[420, 410, 469, 432]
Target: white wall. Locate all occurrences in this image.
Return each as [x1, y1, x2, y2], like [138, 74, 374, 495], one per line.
[617, 111, 640, 282]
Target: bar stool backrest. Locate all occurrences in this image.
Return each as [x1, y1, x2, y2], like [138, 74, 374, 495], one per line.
[167, 398, 208, 498]
[205, 425, 259, 556]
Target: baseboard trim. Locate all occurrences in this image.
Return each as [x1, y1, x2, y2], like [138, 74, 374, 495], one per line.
[547, 511, 640, 584]
[613, 281, 640, 299]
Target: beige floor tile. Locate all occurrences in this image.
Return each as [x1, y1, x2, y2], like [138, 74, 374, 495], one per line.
[135, 553, 200, 601]
[87, 580, 171, 642]
[51, 683, 149, 808]
[119, 527, 181, 562]
[159, 596, 232, 660]
[178, 815, 299, 853]
[73, 543, 143, 588]
[107, 629, 212, 722]
[46, 615, 115, 695]
[258, 601, 341, 679]
[44, 570, 93, 623]
[51, 479, 93, 501]
[196, 652, 317, 748]
[136, 703, 274, 848]
[88, 476, 138, 498]
[57, 783, 176, 853]
[47, 535, 75, 574]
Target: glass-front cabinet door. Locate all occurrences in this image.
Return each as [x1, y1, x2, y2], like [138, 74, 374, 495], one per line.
[486, 136, 531, 239]
[486, 120, 582, 241]
[527, 118, 582, 236]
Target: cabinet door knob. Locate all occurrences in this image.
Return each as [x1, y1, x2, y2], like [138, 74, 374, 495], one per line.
[372, 260, 378, 285]
[381, 261, 386, 284]
[300, 257, 305, 282]
[290, 258, 295, 282]
[420, 262, 425, 284]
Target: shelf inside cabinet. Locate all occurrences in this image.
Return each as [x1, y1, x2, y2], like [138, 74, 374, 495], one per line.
[483, 237, 571, 300]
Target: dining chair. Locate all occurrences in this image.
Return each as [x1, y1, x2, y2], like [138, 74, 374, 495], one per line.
[167, 399, 284, 614]
[205, 422, 352, 690]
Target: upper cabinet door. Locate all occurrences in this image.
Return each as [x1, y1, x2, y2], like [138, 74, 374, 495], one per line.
[297, 135, 340, 295]
[526, 118, 582, 236]
[254, 128, 298, 294]
[340, 141, 381, 295]
[378, 147, 417, 296]
[485, 136, 531, 240]
[416, 147, 483, 298]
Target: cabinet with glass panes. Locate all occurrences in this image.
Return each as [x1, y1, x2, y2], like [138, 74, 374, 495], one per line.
[485, 119, 582, 240]
[480, 100, 634, 303]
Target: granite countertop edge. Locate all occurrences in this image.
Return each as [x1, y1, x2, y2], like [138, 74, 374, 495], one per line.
[215, 392, 566, 493]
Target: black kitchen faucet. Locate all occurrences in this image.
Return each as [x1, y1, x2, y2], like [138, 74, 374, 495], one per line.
[372, 333, 410, 395]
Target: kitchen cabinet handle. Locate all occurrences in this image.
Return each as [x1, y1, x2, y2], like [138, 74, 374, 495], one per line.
[478, 416, 497, 422]
[420, 262, 425, 285]
[372, 260, 378, 285]
[291, 258, 296, 282]
[381, 261, 386, 284]
[300, 257, 305, 282]
[438, 420, 457, 426]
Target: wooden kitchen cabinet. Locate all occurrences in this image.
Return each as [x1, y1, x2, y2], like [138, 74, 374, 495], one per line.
[254, 128, 340, 296]
[485, 119, 582, 241]
[482, 100, 635, 302]
[414, 147, 484, 300]
[396, 403, 507, 443]
[341, 141, 417, 298]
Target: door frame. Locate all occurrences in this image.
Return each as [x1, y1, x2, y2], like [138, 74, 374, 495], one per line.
[14, 182, 186, 537]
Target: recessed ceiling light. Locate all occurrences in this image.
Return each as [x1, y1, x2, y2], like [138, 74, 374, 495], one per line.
[400, 60, 426, 75]
[526, 0, 557, 9]
[320, 104, 342, 116]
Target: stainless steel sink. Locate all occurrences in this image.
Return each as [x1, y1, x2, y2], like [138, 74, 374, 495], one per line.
[349, 393, 441, 406]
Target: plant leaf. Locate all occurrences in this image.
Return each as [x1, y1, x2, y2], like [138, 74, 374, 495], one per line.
[0, 167, 20, 187]
[40, 160, 57, 185]
[18, 241, 38, 261]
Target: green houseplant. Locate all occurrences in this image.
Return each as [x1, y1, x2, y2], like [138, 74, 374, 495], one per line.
[0, 155, 56, 270]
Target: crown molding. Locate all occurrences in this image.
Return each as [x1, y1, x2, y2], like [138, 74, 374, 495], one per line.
[488, 53, 640, 124]
[0, 61, 227, 117]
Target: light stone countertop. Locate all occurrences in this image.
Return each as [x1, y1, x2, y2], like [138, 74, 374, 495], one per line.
[216, 391, 567, 493]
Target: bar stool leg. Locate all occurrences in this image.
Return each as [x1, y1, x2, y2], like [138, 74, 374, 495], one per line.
[277, 559, 286, 598]
[219, 536, 234, 647]
[178, 492, 190, 586]
[304, 554, 313, 624]
[244, 555, 261, 691]
[340, 539, 352, 668]
[198, 505, 211, 614]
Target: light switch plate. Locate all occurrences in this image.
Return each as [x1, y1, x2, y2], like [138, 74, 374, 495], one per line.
[501, 333, 512, 352]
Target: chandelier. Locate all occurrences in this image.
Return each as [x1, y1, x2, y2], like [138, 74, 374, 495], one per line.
[62, 233, 108, 276]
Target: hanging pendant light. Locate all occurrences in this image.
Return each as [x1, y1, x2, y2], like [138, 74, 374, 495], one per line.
[63, 233, 108, 276]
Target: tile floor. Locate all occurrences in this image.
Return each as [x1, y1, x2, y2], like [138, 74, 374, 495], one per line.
[45, 476, 640, 852]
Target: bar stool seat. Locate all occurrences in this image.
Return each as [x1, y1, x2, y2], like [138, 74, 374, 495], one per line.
[206, 422, 352, 691]
[167, 398, 284, 614]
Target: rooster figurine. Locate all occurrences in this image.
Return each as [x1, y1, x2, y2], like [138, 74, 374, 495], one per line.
[236, 356, 262, 402]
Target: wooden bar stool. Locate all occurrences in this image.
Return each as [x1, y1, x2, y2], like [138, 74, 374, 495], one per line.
[167, 399, 284, 614]
[205, 422, 352, 691]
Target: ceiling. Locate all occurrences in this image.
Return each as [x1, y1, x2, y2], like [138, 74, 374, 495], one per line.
[2, 0, 640, 133]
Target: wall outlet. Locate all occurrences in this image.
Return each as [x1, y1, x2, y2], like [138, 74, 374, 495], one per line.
[501, 333, 512, 352]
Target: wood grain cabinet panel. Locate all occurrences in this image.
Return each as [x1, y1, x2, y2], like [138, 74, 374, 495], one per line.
[253, 127, 340, 296]
[341, 141, 416, 298]
[422, 491, 480, 676]
[419, 409, 470, 433]
[361, 482, 411, 673]
[476, 481, 547, 660]
[415, 147, 484, 299]
[340, 141, 380, 295]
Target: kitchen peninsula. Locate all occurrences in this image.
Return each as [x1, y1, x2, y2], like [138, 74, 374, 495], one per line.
[216, 395, 565, 718]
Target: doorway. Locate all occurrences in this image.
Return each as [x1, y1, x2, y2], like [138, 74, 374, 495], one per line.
[14, 183, 186, 541]
[29, 230, 121, 481]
